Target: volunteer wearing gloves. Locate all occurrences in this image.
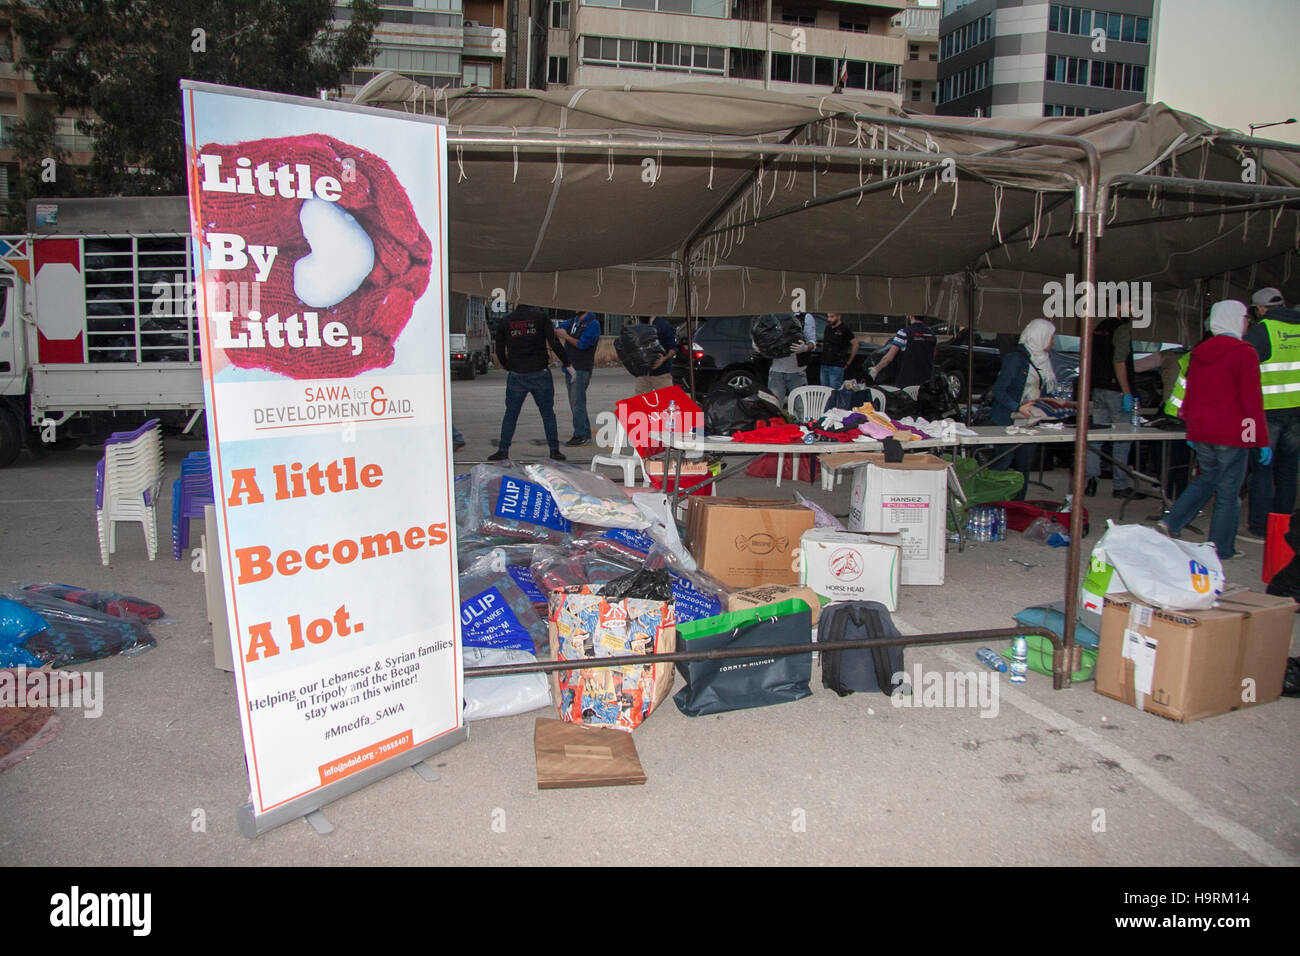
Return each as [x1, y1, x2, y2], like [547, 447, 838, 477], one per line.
[988, 319, 1065, 501]
[766, 312, 817, 406]
[1157, 300, 1269, 560]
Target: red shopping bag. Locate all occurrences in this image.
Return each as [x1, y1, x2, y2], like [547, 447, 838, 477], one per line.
[615, 385, 702, 461]
[1262, 512, 1293, 584]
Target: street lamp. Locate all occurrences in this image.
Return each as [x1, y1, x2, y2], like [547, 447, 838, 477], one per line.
[1249, 118, 1297, 135]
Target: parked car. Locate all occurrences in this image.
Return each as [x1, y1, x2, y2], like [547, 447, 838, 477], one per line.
[672, 314, 829, 396]
[864, 325, 1007, 401]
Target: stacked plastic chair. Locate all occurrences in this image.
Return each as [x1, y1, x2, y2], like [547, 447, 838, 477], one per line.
[172, 451, 215, 560]
[95, 419, 164, 565]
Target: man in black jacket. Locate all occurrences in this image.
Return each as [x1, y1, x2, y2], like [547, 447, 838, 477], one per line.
[488, 305, 568, 461]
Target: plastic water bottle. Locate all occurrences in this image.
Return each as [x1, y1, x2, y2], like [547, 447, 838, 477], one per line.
[665, 400, 677, 441]
[1130, 398, 1141, 429]
[1009, 636, 1028, 684]
[976, 647, 1008, 673]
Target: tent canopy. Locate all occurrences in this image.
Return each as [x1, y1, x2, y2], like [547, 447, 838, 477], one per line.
[354, 77, 1300, 342]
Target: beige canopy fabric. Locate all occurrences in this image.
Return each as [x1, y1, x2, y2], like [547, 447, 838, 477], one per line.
[354, 76, 1300, 343]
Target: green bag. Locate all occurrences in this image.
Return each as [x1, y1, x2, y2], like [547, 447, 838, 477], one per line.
[1002, 634, 1098, 682]
[945, 455, 1025, 531]
[673, 599, 813, 717]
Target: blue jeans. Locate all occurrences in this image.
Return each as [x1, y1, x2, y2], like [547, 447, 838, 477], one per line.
[498, 369, 559, 452]
[820, 366, 845, 389]
[1164, 443, 1249, 559]
[1085, 388, 1130, 491]
[1246, 413, 1300, 533]
[767, 369, 806, 407]
[565, 368, 592, 439]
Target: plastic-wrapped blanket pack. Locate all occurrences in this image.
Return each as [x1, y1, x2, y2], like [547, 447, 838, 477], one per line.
[462, 646, 551, 721]
[468, 463, 577, 544]
[0, 589, 156, 668]
[458, 551, 549, 655]
[19, 583, 164, 621]
[530, 542, 641, 594]
[523, 462, 649, 530]
[457, 542, 548, 606]
[644, 546, 728, 623]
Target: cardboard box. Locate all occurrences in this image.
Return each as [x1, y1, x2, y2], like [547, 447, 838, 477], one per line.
[728, 584, 823, 626]
[846, 454, 963, 586]
[798, 529, 902, 612]
[1096, 591, 1296, 722]
[686, 497, 815, 589]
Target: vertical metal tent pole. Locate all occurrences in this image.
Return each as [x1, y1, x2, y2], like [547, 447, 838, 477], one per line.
[1060, 185, 1101, 690]
[965, 268, 977, 424]
[681, 255, 697, 399]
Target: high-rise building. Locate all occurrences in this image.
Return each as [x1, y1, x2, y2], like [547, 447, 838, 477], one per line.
[936, 0, 1154, 118]
[543, 0, 909, 101]
[892, 4, 939, 113]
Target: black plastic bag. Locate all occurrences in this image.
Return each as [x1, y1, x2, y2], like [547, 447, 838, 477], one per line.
[703, 382, 783, 436]
[751, 314, 802, 359]
[600, 567, 673, 602]
[615, 324, 666, 377]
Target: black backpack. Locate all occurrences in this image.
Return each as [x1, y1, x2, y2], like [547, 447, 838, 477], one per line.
[751, 313, 803, 359]
[819, 601, 904, 697]
[615, 324, 666, 377]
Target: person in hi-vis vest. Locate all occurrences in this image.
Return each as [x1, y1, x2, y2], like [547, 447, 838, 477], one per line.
[1244, 287, 1300, 539]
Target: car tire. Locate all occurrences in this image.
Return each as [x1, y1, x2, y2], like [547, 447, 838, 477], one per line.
[720, 365, 758, 394]
[0, 407, 25, 468]
[942, 367, 967, 402]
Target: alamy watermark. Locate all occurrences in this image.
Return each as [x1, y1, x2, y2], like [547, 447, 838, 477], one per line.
[890, 665, 1000, 718]
[0, 668, 103, 718]
[1042, 274, 1153, 328]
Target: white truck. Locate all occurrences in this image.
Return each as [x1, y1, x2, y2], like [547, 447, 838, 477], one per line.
[448, 291, 492, 379]
[0, 196, 203, 466]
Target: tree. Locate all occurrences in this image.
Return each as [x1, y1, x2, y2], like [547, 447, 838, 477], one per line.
[7, 0, 381, 198]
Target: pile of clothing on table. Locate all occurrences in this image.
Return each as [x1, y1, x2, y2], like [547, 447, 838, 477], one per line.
[728, 401, 975, 445]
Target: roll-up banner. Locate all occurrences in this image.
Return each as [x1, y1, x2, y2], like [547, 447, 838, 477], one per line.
[180, 81, 464, 837]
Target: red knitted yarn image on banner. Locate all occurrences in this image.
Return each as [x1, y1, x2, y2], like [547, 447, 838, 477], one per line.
[195, 133, 432, 379]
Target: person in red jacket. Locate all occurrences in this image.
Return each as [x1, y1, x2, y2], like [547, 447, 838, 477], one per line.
[1157, 300, 1269, 559]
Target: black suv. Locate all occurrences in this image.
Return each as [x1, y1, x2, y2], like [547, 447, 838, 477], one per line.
[671, 314, 829, 396]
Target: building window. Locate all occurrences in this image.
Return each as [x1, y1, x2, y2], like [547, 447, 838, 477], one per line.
[1048, 6, 1150, 45]
[462, 61, 493, 87]
[839, 18, 871, 34]
[1046, 54, 1145, 92]
[909, 43, 919, 61]
[770, 52, 897, 93]
[549, 0, 569, 28]
[938, 13, 992, 61]
[937, 60, 989, 104]
[729, 47, 763, 80]
[585, 0, 728, 18]
[1045, 103, 1101, 117]
[582, 35, 725, 75]
[548, 55, 569, 84]
[781, 9, 817, 26]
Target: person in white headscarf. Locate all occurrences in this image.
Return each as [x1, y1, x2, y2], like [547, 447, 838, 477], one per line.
[988, 319, 1069, 500]
[1158, 300, 1269, 559]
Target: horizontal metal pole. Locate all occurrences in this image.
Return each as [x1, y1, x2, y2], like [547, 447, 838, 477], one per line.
[1101, 173, 1300, 205]
[1214, 133, 1300, 155]
[465, 625, 1062, 680]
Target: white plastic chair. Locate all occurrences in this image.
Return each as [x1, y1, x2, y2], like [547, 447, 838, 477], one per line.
[776, 385, 833, 488]
[96, 420, 164, 564]
[590, 417, 649, 488]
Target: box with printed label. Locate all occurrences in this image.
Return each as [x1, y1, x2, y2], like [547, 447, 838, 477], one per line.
[798, 529, 901, 612]
[845, 454, 962, 586]
[686, 497, 815, 589]
[1095, 591, 1295, 722]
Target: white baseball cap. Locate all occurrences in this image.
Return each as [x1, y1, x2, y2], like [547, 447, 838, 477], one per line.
[1251, 287, 1285, 308]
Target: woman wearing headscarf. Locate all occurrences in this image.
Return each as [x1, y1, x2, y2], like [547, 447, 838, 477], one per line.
[988, 318, 1067, 500]
[1158, 300, 1268, 560]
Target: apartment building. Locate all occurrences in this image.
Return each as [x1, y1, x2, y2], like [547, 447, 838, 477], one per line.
[545, 0, 909, 101]
[936, 0, 1155, 118]
[892, 3, 938, 113]
[0, 18, 93, 203]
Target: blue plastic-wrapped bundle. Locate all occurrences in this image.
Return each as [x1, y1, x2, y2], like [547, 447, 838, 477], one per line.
[0, 590, 155, 668]
[468, 464, 575, 544]
[458, 552, 550, 656]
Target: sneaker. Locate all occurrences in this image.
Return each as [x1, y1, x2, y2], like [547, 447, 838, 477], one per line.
[565, 436, 591, 447]
[487, 449, 509, 462]
[1084, 477, 1098, 496]
[1153, 520, 1173, 538]
[549, 448, 567, 461]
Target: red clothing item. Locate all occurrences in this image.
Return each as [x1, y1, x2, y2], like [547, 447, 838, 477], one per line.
[731, 423, 807, 444]
[1180, 335, 1269, 447]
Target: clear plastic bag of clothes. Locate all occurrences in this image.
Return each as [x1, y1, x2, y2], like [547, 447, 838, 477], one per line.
[644, 545, 729, 623]
[458, 551, 550, 655]
[468, 463, 575, 544]
[463, 646, 552, 721]
[19, 583, 164, 621]
[578, 526, 659, 562]
[523, 462, 650, 530]
[530, 542, 641, 595]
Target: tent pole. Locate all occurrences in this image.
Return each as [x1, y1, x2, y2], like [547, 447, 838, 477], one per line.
[964, 267, 976, 425]
[1061, 183, 1101, 690]
[681, 254, 696, 398]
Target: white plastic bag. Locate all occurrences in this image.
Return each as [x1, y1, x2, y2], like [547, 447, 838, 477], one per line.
[629, 490, 696, 569]
[462, 646, 551, 721]
[1087, 522, 1225, 611]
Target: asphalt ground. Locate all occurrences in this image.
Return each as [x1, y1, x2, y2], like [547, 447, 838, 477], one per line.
[0, 366, 1296, 867]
